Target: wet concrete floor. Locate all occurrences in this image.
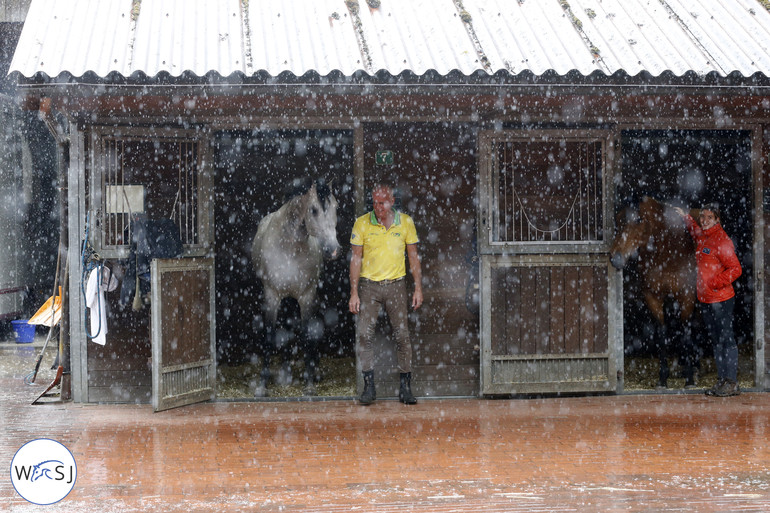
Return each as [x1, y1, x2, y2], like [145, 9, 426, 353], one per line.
[2, 339, 770, 512]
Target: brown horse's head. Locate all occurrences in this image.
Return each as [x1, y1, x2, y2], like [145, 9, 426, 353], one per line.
[610, 196, 663, 270]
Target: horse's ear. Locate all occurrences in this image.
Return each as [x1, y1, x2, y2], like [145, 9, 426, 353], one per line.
[314, 176, 329, 193]
[305, 182, 317, 204]
[639, 196, 664, 219]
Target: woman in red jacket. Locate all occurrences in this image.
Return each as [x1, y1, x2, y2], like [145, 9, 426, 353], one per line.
[675, 204, 742, 397]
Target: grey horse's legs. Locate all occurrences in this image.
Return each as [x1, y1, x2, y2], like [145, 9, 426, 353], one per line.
[256, 287, 321, 397]
[255, 288, 281, 398]
[298, 290, 321, 396]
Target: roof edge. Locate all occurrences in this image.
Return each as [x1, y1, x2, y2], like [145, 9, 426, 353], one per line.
[8, 68, 770, 89]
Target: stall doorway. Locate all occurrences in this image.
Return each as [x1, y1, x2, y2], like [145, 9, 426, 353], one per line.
[617, 130, 753, 390]
[212, 129, 356, 398]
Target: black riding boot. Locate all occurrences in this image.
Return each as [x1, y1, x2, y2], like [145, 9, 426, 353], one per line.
[399, 372, 417, 405]
[359, 370, 376, 405]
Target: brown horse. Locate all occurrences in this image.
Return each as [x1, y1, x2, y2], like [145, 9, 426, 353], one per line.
[610, 196, 697, 388]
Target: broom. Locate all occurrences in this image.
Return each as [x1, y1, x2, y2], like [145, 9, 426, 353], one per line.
[25, 235, 62, 385]
[32, 255, 68, 405]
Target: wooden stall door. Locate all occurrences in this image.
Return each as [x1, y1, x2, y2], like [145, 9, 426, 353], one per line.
[478, 131, 617, 395]
[481, 255, 614, 394]
[151, 258, 216, 412]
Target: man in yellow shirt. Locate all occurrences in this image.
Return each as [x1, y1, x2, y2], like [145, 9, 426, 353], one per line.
[349, 184, 423, 405]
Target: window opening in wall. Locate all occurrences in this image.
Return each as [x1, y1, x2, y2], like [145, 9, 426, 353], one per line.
[96, 137, 199, 251]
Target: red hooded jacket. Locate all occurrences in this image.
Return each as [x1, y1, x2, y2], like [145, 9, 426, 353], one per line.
[683, 215, 742, 304]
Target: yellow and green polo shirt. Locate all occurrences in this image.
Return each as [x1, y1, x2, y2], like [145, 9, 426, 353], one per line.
[350, 210, 419, 281]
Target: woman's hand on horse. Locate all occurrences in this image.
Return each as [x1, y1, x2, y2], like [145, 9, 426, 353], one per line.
[673, 206, 687, 218]
[349, 293, 360, 314]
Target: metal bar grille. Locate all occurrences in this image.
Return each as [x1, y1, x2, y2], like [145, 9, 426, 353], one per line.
[98, 137, 199, 250]
[161, 366, 211, 398]
[492, 139, 603, 243]
[100, 138, 130, 246]
[176, 141, 199, 245]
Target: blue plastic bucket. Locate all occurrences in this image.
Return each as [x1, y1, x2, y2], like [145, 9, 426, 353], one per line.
[11, 320, 35, 344]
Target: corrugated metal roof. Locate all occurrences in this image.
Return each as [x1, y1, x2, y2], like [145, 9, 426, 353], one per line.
[9, 0, 770, 81]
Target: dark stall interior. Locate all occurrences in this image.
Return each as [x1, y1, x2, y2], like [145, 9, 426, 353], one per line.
[212, 129, 356, 395]
[363, 122, 480, 397]
[617, 130, 753, 388]
[212, 123, 481, 398]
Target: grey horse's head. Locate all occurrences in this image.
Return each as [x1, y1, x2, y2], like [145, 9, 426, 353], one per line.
[303, 179, 340, 260]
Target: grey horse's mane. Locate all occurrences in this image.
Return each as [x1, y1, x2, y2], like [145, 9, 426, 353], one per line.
[282, 177, 333, 207]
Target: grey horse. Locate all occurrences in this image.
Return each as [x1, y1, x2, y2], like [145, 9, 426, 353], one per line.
[251, 178, 340, 396]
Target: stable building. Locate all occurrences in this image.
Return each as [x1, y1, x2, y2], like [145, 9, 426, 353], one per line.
[8, 0, 770, 408]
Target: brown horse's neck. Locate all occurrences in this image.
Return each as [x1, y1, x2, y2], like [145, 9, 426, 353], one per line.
[638, 216, 694, 265]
